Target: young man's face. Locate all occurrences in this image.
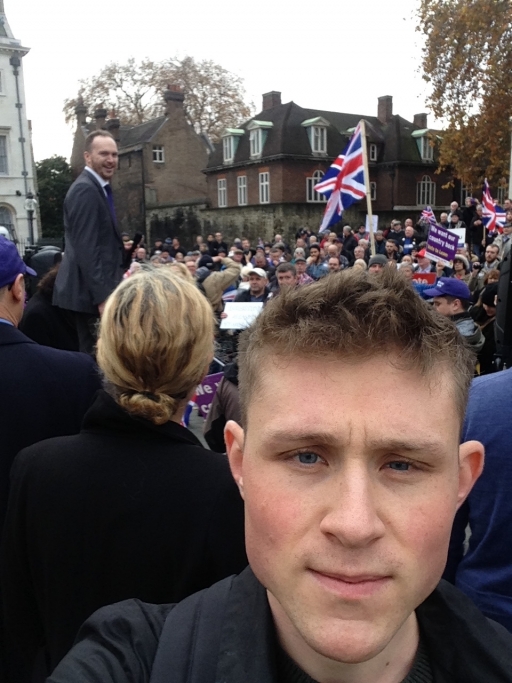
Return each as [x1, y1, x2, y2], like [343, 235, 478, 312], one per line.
[226, 356, 482, 667]
[485, 247, 499, 263]
[432, 296, 460, 317]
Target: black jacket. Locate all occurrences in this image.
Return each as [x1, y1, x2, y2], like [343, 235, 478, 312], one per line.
[0, 324, 100, 529]
[0, 391, 247, 681]
[53, 170, 124, 314]
[48, 567, 512, 682]
[19, 289, 79, 351]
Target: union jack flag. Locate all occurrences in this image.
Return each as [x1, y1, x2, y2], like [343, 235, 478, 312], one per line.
[421, 206, 437, 228]
[482, 179, 506, 232]
[315, 122, 366, 232]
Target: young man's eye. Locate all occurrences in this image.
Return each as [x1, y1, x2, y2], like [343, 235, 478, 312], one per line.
[388, 461, 412, 471]
[294, 452, 321, 465]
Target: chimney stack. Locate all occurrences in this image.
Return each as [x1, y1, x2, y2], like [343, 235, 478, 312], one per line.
[105, 116, 121, 143]
[377, 96, 393, 125]
[75, 96, 88, 127]
[413, 113, 428, 129]
[94, 105, 107, 130]
[164, 85, 185, 116]
[262, 91, 281, 111]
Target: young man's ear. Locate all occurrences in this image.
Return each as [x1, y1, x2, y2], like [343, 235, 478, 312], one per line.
[225, 420, 245, 499]
[457, 440, 484, 509]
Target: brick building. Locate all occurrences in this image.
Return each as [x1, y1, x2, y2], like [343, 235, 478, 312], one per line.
[70, 87, 209, 238]
[202, 92, 460, 243]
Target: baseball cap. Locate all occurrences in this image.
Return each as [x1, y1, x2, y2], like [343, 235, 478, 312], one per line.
[294, 256, 307, 263]
[0, 237, 36, 288]
[247, 267, 267, 278]
[423, 277, 471, 301]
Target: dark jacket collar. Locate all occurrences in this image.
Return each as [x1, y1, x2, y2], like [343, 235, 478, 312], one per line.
[82, 390, 203, 447]
[0, 324, 35, 346]
[215, 568, 512, 683]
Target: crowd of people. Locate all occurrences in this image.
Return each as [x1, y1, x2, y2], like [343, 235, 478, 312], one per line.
[114, 197, 509, 375]
[1, 130, 512, 681]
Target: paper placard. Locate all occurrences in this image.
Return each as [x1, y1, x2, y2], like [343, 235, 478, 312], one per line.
[365, 214, 379, 233]
[425, 225, 458, 263]
[194, 372, 224, 418]
[449, 227, 466, 248]
[220, 302, 264, 330]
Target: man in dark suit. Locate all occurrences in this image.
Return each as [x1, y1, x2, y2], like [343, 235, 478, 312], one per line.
[0, 237, 101, 530]
[53, 130, 124, 354]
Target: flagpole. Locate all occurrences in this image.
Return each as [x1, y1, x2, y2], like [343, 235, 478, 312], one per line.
[360, 119, 376, 256]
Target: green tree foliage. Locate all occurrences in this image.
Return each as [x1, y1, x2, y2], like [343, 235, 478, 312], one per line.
[63, 56, 253, 142]
[417, 0, 512, 190]
[35, 156, 73, 238]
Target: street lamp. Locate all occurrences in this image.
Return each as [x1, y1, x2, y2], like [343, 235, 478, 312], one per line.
[24, 191, 37, 245]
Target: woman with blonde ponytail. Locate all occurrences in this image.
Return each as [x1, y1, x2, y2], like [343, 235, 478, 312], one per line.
[1, 268, 247, 681]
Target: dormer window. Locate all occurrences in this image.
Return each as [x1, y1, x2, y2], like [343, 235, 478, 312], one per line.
[250, 129, 263, 157]
[301, 117, 330, 156]
[412, 129, 434, 161]
[247, 120, 273, 159]
[222, 128, 244, 164]
[369, 143, 378, 161]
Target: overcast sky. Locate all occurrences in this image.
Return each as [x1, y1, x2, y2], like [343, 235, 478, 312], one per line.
[7, 0, 429, 162]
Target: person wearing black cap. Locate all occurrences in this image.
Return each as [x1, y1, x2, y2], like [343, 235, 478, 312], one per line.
[0, 237, 101, 535]
[423, 278, 484, 356]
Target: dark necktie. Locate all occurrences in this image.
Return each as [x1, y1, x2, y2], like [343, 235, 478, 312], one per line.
[104, 184, 117, 226]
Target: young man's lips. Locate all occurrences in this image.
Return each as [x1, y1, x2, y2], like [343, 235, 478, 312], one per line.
[309, 569, 392, 598]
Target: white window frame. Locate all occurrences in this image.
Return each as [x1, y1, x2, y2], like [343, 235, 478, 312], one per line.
[417, 175, 436, 206]
[259, 172, 270, 204]
[497, 186, 506, 206]
[310, 126, 327, 154]
[0, 70, 4, 96]
[419, 136, 433, 161]
[152, 145, 164, 163]
[250, 129, 263, 158]
[370, 181, 377, 201]
[237, 175, 247, 206]
[307, 170, 327, 203]
[217, 178, 227, 208]
[0, 135, 8, 175]
[223, 136, 234, 164]
[369, 143, 377, 161]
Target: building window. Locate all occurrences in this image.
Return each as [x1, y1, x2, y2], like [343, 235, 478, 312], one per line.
[152, 146, 164, 163]
[0, 71, 4, 95]
[417, 175, 436, 206]
[259, 172, 270, 204]
[237, 176, 247, 205]
[461, 182, 473, 204]
[0, 206, 13, 236]
[309, 126, 327, 154]
[0, 136, 8, 175]
[250, 129, 263, 157]
[217, 178, 227, 208]
[223, 137, 234, 164]
[417, 136, 433, 161]
[370, 182, 377, 200]
[497, 185, 507, 206]
[307, 170, 327, 203]
[369, 144, 377, 162]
